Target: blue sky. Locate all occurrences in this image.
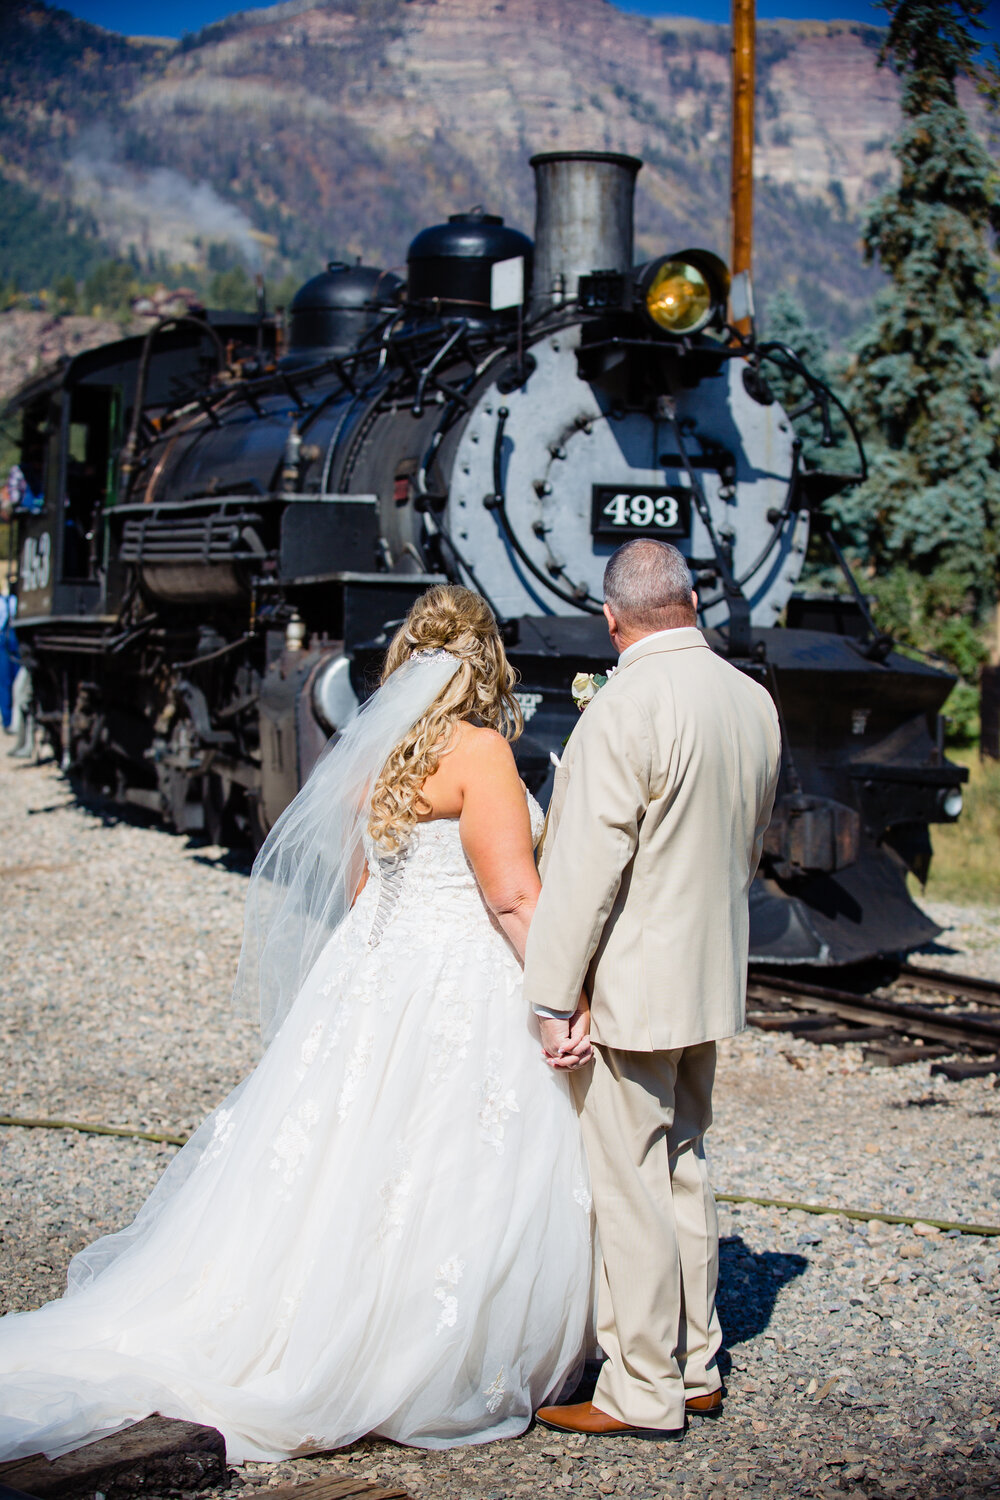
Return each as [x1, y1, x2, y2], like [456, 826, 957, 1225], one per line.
[54, 0, 898, 37]
[57, 0, 1000, 52]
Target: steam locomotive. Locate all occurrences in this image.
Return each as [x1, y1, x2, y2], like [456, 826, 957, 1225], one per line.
[5, 150, 966, 967]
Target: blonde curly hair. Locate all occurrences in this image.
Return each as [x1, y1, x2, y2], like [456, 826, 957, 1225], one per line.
[368, 585, 523, 850]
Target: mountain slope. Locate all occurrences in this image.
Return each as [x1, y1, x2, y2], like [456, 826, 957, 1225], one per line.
[1, 0, 994, 338]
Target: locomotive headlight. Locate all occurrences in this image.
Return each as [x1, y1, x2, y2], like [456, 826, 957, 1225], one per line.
[643, 261, 712, 333]
[941, 788, 963, 820]
[636, 250, 730, 337]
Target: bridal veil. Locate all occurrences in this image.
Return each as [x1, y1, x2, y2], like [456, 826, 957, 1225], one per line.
[233, 648, 461, 1045]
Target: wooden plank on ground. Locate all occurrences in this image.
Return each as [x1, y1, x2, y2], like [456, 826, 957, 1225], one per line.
[805, 1025, 895, 1045]
[0, 1416, 225, 1500]
[242, 1479, 413, 1500]
[746, 1012, 832, 1031]
[864, 1043, 952, 1067]
[931, 1055, 1000, 1080]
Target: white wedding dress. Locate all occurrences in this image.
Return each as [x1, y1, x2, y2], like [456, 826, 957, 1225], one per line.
[0, 796, 593, 1463]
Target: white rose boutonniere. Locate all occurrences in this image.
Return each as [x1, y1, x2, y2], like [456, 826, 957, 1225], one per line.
[571, 667, 616, 713]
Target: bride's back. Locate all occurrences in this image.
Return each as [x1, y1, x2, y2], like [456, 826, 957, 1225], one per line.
[364, 585, 540, 956]
[413, 722, 540, 953]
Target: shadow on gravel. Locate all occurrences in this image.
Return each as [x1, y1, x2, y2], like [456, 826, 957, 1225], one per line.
[559, 1237, 807, 1403]
[190, 850, 254, 876]
[25, 780, 161, 831]
[21, 768, 255, 874]
[717, 1236, 807, 1352]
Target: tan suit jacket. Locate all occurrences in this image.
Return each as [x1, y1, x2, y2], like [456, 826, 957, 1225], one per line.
[523, 628, 780, 1051]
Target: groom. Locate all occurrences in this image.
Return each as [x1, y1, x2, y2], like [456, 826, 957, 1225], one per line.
[525, 538, 780, 1440]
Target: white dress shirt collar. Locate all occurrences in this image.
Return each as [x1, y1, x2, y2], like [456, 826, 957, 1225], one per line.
[617, 625, 705, 668]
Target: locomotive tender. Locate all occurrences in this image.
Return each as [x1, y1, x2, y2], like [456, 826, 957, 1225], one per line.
[6, 151, 966, 967]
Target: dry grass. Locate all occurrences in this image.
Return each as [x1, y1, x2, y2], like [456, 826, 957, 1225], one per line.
[919, 749, 1000, 906]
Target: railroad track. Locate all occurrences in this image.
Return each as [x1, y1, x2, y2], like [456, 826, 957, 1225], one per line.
[746, 963, 1000, 1077]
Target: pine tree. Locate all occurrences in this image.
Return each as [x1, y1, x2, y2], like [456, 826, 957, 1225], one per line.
[762, 289, 831, 466]
[761, 288, 857, 473]
[847, 0, 999, 681]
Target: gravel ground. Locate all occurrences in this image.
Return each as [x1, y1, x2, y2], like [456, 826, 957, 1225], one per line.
[908, 899, 1000, 983]
[2, 752, 998, 1499]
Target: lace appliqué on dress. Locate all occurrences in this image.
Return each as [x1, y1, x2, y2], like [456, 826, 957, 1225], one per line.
[434, 1257, 465, 1335]
[426, 975, 476, 1081]
[377, 1152, 414, 1245]
[337, 1034, 375, 1121]
[270, 1100, 321, 1186]
[475, 1052, 520, 1154]
[483, 1367, 508, 1414]
[203, 1106, 236, 1163]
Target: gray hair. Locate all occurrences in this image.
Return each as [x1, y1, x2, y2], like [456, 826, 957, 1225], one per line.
[603, 539, 695, 632]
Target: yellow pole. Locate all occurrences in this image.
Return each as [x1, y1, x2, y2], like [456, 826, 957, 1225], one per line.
[730, 0, 755, 330]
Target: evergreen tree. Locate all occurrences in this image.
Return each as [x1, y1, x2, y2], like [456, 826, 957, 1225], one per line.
[82, 259, 140, 318]
[761, 288, 848, 469]
[845, 0, 1000, 738]
[846, 0, 999, 685]
[207, 264, 257, 314]
[849, 7, 999, 560]
[761, 289, 862, 596]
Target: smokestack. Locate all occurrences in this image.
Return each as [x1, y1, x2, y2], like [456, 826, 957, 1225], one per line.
[529, 151, 642, 318]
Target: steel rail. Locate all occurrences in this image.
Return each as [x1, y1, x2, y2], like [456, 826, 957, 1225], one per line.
[715, 1192, 1000, 1237]
[746, 973, 1000, 1054]
[896, 963, 1000, 1011]
[0, 1114, 186, 1147]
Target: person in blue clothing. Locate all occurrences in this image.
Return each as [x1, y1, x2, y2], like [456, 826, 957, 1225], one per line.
[0, 582, 18, 732]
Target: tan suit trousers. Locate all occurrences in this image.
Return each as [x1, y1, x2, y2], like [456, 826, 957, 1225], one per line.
[571, 1041, 722, 1430]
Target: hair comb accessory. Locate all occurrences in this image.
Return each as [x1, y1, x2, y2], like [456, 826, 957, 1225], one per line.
[411, 647, 456, 663]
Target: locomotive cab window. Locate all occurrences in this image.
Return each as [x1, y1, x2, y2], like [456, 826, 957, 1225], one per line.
[10, 399, 48, 513]
[62, 385, 119, 582]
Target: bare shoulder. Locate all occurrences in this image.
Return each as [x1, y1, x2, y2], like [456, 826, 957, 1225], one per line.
[447, 724, 520, 794]
[452, 722, 516, 762]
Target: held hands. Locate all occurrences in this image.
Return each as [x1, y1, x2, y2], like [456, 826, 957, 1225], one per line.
[538, 996, 593, 1071]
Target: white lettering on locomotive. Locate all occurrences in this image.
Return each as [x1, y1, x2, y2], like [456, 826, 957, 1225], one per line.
[21, 533, 51, 593]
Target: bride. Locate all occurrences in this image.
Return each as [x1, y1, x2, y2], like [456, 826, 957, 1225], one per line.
[0, 585, 595, 1463]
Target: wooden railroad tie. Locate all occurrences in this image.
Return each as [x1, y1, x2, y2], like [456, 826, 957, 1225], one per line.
[0, 1418, 412, 1500]
[746, 969, 1000, 1070]
[243, 1478, 412, 1500]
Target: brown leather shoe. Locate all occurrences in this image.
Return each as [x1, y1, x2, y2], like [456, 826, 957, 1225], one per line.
[685, 1389, 723, 1416]
[535, 1400, 684, 1441]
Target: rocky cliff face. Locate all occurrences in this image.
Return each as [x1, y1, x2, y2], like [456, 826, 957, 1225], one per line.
[0, 311, 137, 404]
[1, 0, 994, 341]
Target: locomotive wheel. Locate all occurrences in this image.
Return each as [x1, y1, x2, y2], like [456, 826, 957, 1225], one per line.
[202, 771, 227, 847]
[201, 771, 246, 849]
[158, 716, 205, 835]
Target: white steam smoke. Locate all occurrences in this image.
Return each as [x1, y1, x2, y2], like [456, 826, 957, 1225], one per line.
[69, 125, 262, 270]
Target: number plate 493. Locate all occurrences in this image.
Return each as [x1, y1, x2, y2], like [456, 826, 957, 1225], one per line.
[591, 485, 691, 540]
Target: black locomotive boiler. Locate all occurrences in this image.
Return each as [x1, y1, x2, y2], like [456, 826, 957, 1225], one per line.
[6, 150, 966, 967]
